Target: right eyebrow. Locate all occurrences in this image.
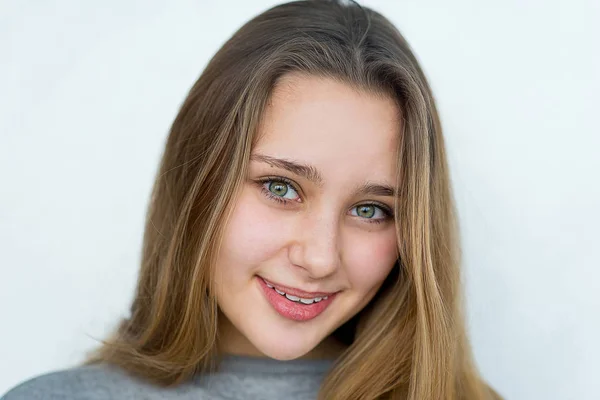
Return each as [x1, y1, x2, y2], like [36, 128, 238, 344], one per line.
[250, 153, 324, 186]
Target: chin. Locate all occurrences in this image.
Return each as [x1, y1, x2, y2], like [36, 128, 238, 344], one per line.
[247, 328, 318, 360]
[262, 347, 308, 361]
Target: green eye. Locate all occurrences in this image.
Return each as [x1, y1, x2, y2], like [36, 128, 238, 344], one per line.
[350, 204, 390, 222]
[356, 205, 376, 218]
[268, 181, 289, 197]
[262, 179, 300, 201]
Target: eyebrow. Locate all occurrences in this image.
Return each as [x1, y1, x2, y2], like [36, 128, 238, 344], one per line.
[250, 153, 324, 185]
[250, 153, 396, 197]
[354, 182, 396, 198]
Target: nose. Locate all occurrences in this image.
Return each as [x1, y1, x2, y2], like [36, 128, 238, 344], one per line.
[288, 211, 341, 279]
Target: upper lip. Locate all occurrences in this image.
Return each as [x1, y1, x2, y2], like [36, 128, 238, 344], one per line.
[260, 277, 337, 298]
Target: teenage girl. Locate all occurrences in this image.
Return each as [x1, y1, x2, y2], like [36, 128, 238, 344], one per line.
[3, 1, 501, 399]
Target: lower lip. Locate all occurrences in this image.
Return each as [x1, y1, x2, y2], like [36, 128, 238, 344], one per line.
[257, 277, 335, 322]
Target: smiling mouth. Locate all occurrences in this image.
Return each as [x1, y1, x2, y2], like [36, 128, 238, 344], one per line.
[265, 280, 329, 304]
[261, 277, 335, 302]
[257, 276, 337, 321]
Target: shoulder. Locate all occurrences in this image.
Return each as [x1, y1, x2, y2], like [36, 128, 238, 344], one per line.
[1, 363, 188, 400]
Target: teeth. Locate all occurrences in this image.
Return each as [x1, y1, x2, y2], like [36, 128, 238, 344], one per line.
[285, 294, 300, 301]
[266, 282, 274, 288]
[268, 284, 329, 304]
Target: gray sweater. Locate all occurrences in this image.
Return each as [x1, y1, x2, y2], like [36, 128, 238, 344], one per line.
[1, 355, 334, 400]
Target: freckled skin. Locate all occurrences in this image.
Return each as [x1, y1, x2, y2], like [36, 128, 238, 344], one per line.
[215, 74, 401, 360]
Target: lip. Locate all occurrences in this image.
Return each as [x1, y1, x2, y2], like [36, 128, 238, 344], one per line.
[261, 278, 336, 298]
[257, 276, 336, 321]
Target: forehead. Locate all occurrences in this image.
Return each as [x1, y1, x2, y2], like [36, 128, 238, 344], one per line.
[254, 74, 401, 184]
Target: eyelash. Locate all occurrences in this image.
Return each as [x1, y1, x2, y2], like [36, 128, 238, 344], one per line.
[255, 176, 394, 224]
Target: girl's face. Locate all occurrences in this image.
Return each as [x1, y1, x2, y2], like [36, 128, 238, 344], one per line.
[215, 74, 400, 360]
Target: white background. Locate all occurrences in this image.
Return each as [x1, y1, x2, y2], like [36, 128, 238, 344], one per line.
[1, 0, 598, 398]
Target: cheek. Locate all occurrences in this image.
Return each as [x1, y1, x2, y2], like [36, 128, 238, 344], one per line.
[220, 185, 286, 268]
[344, 229, 397, 290]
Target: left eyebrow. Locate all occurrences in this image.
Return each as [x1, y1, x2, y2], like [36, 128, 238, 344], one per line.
[354, 182, 396, 198]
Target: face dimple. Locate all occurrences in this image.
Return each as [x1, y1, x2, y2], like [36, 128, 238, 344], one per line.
[214, 73, 401, 360]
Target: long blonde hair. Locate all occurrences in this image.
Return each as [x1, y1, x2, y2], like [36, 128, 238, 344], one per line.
[88, 1, 500, 398]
